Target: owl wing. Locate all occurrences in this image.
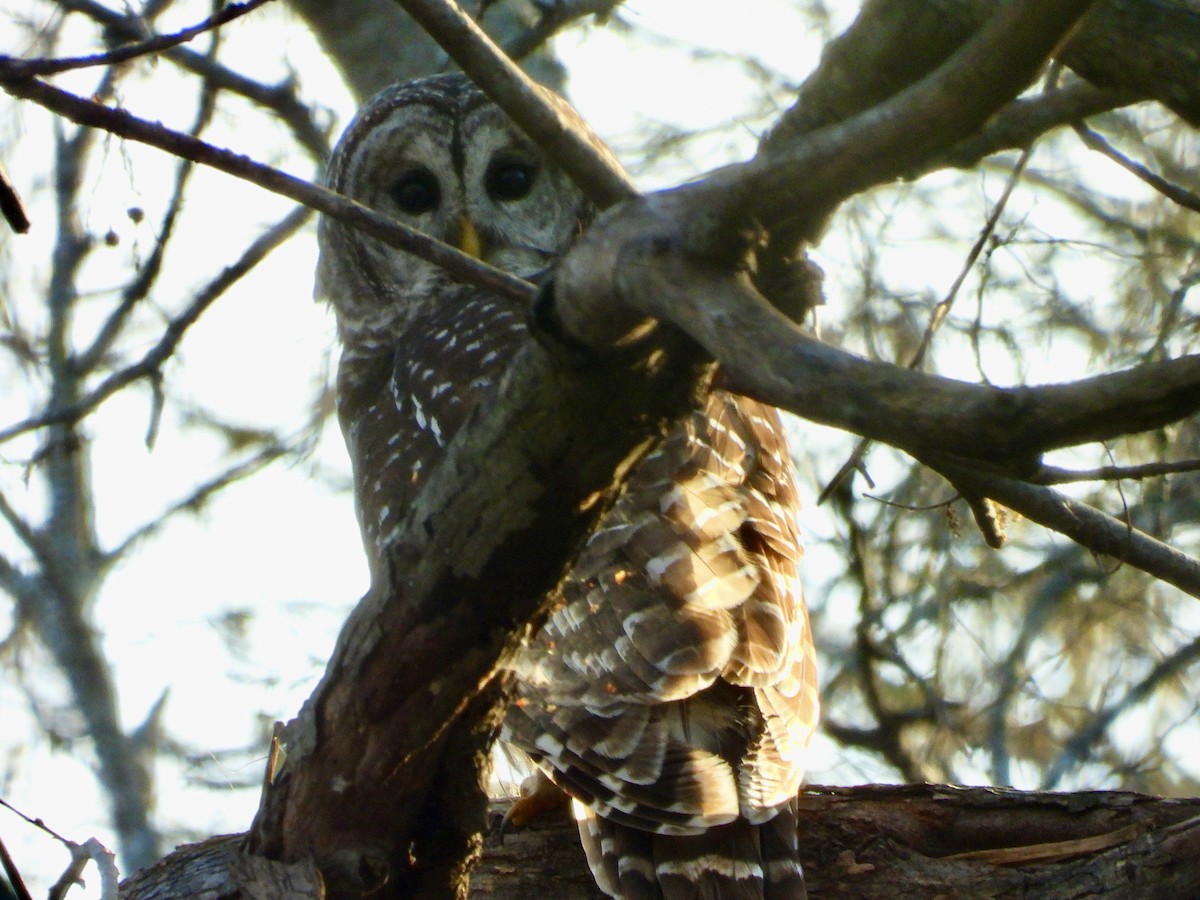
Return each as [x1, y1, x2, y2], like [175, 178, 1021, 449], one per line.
[503, 391, 817, 898]
[336, 291, 527, 580]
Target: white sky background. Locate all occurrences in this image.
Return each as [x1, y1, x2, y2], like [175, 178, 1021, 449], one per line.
[0, 0, 1189, 894]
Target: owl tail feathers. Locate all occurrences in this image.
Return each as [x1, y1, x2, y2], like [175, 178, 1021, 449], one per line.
[575, 800, 806, 900]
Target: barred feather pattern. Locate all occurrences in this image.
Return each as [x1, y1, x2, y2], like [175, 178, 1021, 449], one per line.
[323, 73, 818, 900]
[504, 381, 817, 899]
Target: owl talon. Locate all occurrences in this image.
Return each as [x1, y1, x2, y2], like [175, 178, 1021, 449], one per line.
[502, 770, 568, 832]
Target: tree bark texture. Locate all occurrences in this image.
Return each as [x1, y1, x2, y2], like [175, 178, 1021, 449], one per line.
[119, 786, 1200, 897]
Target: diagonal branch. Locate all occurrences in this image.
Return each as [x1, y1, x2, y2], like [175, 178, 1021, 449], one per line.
[699, 0, 1098, 234]
[500, 0, 626, 62]
[937, 461, 1200, 599]
[105, 435, 295, 563]
[553, 217, 1200, 470]
[1041, 630, 1200, 788]
[393, 0, 637, 207]
[0, 73, 532, 311]
[3, 0, 275, 77]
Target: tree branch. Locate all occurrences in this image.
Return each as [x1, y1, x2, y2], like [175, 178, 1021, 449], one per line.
[554, 226, 1200, 471]
[0, 75, 532, 313]
[55, 0, 330, 159]
[937, 462, 1200, 598]
[701, 0, 1098, 234]
[500, 0, 626, 62]
[392, 0, 637, 207]
[3, 0, 274, 77]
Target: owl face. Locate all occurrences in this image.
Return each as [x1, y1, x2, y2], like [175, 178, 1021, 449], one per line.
[319, 75, 593, 340]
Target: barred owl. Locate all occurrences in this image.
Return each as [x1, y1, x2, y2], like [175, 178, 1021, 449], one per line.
[319, 74, 819, 899]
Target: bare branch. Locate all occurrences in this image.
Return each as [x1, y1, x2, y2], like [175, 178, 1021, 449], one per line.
[78, 24, 226, 374]
[105, 434, 295, 563]
[0, 831, 34, 900]
[55, 0, 329, 159]
[0, 489, 53, 575]
[393, 0, 638, 207]
[501, 0, 626, 61]
[704, 0, 1098, 234]
[1041, 630, 1200, 788]
[0, 158, 30, 233]
[1036, 458, 1200, 484]
[0, 74, 530, 300]
[556, 217, 1200, 469]
[821, 147, 1034, 505]
[933, 81, 1139, 171]
[48, 838, 120, 900]
[937, 462, 1200, 599]
[3, 0, 275, 78]
[1074, 122, 1200, 214]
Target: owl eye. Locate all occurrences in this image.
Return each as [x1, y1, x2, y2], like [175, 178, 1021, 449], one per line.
[485, 159, 538, 202]
[390, 168, 441, 214]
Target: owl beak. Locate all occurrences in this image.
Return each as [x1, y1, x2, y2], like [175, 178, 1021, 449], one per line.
[455, 216, 483, 259]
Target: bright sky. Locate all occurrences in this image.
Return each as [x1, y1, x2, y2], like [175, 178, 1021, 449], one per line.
[0, 0, 1179, 894]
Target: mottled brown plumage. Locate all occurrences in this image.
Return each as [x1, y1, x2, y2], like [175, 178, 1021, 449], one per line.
[320, 73, 818, 898]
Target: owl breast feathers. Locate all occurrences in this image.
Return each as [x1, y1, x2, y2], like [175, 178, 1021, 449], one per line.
[320, 73, 818, 899]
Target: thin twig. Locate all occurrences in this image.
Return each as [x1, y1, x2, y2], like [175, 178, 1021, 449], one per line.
[1074, 123, 1200, 214]
[55, 0, 329, 159]
[935, 460, 1200, 600]
[104, 434, 294, 562]
[819, 148, 1033, 505]
[0, 832, 34, 900]
[1035, 458, 1200, 484]
[78, 15, 227, 374]
[502, 0, 626, 61]
[0, 0, 274, 77]
[0, 796, 70, 842]
[1041, 630, 1200, 788]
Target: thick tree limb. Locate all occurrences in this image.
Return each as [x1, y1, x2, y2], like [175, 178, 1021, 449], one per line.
[120, 786, 1200, 897]
[697, 0, 1098, 236]
[471, 785, 1200, 898]
[552, 213, 1200, 473]
[1054, 0, 1200, 126]
[763, 0, 1199, 157]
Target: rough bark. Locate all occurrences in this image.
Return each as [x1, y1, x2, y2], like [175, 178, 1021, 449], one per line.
[472, 785, 1200, 898]
[119, 786, 1200, 897]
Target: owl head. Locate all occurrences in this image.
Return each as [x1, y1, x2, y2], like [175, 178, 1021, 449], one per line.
[317, 74, 596, 342]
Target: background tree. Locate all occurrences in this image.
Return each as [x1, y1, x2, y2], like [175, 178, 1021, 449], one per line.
[0, 0, 1198, 896]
